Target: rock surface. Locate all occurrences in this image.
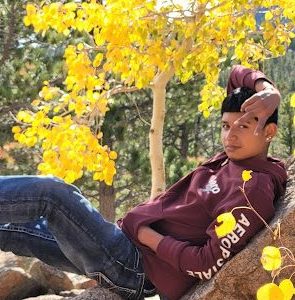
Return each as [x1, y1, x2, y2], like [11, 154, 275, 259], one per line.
[29, 260, 75, 293]
[0, 253, 97, 300]
[0, 267, 44, 300]
[23, 296, 65, 300]
[70, 287, 123, 300]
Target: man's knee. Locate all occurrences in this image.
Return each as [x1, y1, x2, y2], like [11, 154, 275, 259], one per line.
[32, 176, 70, 204]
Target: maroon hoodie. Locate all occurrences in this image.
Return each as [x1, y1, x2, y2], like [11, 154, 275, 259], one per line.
[120, 154, 287, 299]
[120, 66, 285, 299]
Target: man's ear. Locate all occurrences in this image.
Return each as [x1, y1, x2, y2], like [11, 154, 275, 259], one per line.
[264, 123, 277, 140]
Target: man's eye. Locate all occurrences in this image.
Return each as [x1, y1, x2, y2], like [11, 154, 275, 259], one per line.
[239, 125, 248, 129]
[222, 124, 229, 129]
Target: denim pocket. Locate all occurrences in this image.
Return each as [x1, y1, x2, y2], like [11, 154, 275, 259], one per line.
[95, 272, 141, 299]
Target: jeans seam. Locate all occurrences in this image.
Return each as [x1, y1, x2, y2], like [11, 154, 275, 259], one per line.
[0, 224, 55, 241]
[134, 247, 140, 269]
[136, 272, 145, 298]
[114, 245, 141, 272]
[115, 259, 138, 272]
[144, 287, 157, 296]
[89, 271, 138, 295]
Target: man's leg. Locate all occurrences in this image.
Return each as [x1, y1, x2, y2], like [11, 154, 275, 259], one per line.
[0, 175, 146, 299]
[0, 218, 82, 274]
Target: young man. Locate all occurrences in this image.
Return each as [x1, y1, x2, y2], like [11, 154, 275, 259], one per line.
[0, 66, 287, 300]
[127, 86, 286, 300]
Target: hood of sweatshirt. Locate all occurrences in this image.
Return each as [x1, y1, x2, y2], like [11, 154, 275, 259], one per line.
[202, 152, 287, 202]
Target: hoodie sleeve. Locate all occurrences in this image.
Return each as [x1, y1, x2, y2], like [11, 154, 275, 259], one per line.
[227, 65, 274, 95]
[155, 174, 275, 280]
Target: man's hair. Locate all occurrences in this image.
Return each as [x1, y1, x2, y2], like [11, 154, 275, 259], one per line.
[221, 86, 278, 125]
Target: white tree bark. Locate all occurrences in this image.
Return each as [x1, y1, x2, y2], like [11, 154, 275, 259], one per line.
[150, 68, 174, 199]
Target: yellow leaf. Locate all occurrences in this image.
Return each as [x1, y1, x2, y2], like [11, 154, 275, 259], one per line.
[215, 212, 236, 238]
[290, 94, 295, 107]
[63, 29, 70, 36]
[12, 126, 21, 134]
[93, 172, 103, 181]
[64, 2, 77, 11]
[77, 43, 84, 51]
[23, 16, 31, 27]
[260, 246, 282, 271]
[109, 151, 117, 160]
[279, 279, 295, 300]
[265, 11, 274, 21]
[93, 53, 104, 67]
[26, 3, 37, 16]
[242, 170, 253, 182]
[203, 110, 210, 118]
[32, 99, 41, 106]
[257, 283, 284, 300]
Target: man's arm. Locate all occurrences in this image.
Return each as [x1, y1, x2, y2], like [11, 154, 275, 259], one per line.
[238, 79, 281, 134]
[228, 65, 281, 134]
[138, 174, 275, 280]
[227, 65, 274, 94]
[138, 226, 164, 252]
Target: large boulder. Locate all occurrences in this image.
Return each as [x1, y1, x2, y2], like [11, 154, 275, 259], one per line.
[70, 286, 123, 300]
[181, 158, 295, 300]
[29, 260, 75, 293]
[0, 252, 97, 299]
[28, 260, 96, 293]
[0, 267, 44, 300]
[22, 289, 85, 300]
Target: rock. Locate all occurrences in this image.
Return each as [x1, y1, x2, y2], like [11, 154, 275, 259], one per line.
[0, 251, 19, 270]
[29, 260, 74, 293]
[70, 287, 123, 300]
[59, 289, 85, 297]
[182, 159, 295, 300]
[65, 272, 97, 289]
[0, 251, 36, 271]
[23, 295, 65, 300]
[0, 266, 44, 300]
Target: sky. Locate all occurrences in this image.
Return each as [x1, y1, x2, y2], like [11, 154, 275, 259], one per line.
[157, 0, 192, 10]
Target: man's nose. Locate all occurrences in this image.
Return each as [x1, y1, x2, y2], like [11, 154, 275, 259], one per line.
[226, 128, 237, 141]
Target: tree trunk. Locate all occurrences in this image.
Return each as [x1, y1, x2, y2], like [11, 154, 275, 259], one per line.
[99, 181, 116, 222]
[180, 123, 189, 158]
[0, 1, 17, 64]
[194, 114, 201, 156]
[150, 69, 174, 199]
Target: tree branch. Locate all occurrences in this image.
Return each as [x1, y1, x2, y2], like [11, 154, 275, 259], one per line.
[107, 85, 139, 97]
[125, 93, 151, 126]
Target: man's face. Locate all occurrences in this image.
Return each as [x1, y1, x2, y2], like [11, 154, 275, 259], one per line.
[221, 112, 270, 161]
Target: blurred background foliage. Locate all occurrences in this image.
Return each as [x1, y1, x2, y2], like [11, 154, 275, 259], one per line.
[0, 0, 294, 221]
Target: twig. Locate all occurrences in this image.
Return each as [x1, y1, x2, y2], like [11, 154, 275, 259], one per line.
[239, 182, 274, 234]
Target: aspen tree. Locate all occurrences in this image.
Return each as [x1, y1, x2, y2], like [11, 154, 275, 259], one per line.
[16, 0, 295, 198]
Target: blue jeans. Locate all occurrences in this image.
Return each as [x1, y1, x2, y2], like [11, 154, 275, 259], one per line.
[0, 175, 156, 299]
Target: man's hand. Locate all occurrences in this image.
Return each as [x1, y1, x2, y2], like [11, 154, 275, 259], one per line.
[234, 81, 281, 135]
[138, 226, 164, 252]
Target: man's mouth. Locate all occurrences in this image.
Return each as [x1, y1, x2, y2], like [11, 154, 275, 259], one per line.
[225, 145, 241, 152]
